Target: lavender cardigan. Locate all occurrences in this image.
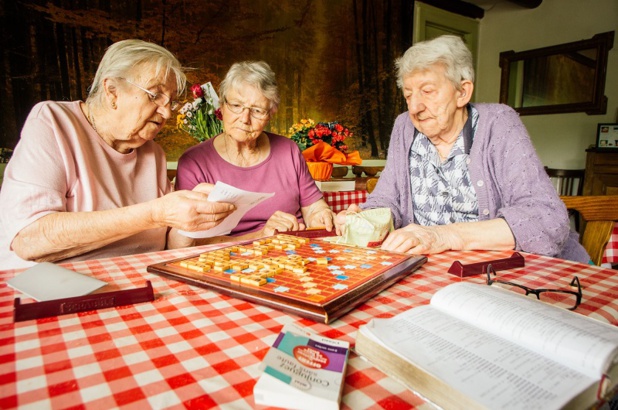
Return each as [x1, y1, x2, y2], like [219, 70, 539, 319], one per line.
[363, 103, 590, 263]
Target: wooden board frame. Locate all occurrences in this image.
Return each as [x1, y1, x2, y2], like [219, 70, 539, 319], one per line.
[148, 235, 426, 324]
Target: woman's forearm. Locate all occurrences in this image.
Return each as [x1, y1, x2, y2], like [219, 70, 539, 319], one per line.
[442, 218, 515, 251]
[11, 201, 161, 263]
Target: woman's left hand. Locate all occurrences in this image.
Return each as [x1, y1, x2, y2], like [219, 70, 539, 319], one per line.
[301, 199, 335, 232]
[307, 207, 336, 231]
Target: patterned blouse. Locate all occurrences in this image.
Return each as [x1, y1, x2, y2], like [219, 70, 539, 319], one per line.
[409, 106, 480, 226]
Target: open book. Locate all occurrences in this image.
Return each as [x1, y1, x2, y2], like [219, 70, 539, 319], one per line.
[355, 282, 618, 410]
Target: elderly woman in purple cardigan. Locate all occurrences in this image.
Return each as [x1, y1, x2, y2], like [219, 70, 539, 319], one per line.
[335, 35, 589, 263]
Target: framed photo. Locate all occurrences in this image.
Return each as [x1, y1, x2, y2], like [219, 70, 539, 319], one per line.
[596, 123, 618, 149]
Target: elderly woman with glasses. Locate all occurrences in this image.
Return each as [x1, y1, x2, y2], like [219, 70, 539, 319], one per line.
[0, 39, 235, 270]
[335, 35, 590, 263]
[175, 61, 335, 243]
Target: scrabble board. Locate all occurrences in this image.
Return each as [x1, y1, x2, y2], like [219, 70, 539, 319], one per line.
[147, 233, 426, 323]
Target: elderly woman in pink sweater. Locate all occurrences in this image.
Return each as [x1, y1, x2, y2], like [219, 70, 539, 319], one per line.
[0, 40, 234, 270]
[336, 35, 589, 263]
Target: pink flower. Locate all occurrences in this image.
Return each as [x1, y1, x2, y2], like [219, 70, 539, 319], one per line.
[215, 108, 222, 120]
[191, 84, 204, 99]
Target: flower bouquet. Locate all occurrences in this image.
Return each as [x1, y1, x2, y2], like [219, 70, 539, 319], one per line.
[177, 82, 223, 142]
[289, 119, 362, 180]
[289, 119, 352, 152]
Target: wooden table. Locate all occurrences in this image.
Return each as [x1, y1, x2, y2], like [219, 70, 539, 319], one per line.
[1, 246, 617, 409]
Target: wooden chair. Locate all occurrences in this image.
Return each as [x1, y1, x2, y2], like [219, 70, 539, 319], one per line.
[560, 195, 618, 265]
[546, 167, 585, 231]
[545, 167, 585, 196]
[366, 177, 378, 194]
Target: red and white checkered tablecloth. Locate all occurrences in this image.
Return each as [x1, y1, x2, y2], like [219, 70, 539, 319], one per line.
[323, 190, 367, 213]
[602, 223, 618, 265]
[1, 246, 618, 409]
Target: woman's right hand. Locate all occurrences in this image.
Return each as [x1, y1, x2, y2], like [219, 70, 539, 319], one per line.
[260, 211, 305, 236]
[152, 183, 235, 232]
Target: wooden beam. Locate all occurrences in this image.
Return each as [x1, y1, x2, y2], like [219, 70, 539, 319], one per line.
[508, 0, 542, 9]
[418, 0, 485, 20]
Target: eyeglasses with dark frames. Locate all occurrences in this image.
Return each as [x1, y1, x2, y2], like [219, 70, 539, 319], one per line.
[223, 100, 270, 120]
[123, 78, 179, 111]
[486, 264, 582, 310]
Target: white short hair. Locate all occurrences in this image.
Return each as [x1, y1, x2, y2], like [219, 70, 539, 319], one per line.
[219, 61, 280, 113]
[87, 39, 186, 106]
[395, 35, 474, 90]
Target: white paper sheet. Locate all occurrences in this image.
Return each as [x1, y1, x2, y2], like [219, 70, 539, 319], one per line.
[179, 181, 275, 239]
[7, 262, 107, 301]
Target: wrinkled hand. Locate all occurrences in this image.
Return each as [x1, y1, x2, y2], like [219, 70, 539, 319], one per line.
[261, 211, 305, 236]
[334, 204, 362, 236]
[152, 183, 235, 232]
[307, 208, 336, 232]
[381, 223, 452, 255]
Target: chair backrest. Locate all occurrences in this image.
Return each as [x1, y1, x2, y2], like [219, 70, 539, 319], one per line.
[560, 195, 618, 265]
[545, 167, 585, 196]
[366, 177, 378, 194]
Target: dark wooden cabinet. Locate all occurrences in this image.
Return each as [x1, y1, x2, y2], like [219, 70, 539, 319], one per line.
[583, 149, 618, 196]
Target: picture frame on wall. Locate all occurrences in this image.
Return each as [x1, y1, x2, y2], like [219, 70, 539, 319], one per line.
[596, 123, 618, 149]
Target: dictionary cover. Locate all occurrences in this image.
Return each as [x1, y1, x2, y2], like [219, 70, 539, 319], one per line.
[253, 323, 349, 410]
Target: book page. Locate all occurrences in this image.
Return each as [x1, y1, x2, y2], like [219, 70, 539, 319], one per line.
[429, 283, 618, 378]
[363, 306, 597, 410]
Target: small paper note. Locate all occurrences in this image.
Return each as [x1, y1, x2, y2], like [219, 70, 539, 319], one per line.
[179, 181, 275, 239]
[7, 262, 107, 301]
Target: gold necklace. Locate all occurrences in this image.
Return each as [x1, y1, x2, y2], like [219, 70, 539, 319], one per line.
[87, 104, 98, 134]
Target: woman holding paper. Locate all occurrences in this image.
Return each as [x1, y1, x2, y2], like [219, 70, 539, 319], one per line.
[0, 40, 234, 270]
[175, 61, 335, 243]
[335, 35, 589, 263]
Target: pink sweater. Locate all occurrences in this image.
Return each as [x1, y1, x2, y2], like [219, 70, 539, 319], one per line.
[0, 101, 171, 270]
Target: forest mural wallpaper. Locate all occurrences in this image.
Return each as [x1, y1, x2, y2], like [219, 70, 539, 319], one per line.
[0, 0, 416, 161]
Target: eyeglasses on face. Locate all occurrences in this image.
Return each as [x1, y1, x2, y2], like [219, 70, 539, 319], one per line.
[485, 264, 582, 311]
[123, 78, 179, 111]
[224, 100, 270, 120]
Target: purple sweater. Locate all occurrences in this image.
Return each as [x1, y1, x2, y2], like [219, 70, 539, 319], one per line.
[363, 103, 590, 263]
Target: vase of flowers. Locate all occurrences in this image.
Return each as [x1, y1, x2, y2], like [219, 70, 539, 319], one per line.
[289, 119, 358, 181]
[177, 82, 223, 142]
[305, 161, 333, 181]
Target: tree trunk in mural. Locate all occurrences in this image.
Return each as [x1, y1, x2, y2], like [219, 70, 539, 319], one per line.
[0, 0, 412, 160]
[382, 0, 394, 154]
[362, 0, 378, 158]
[369, 1, 382, 158]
